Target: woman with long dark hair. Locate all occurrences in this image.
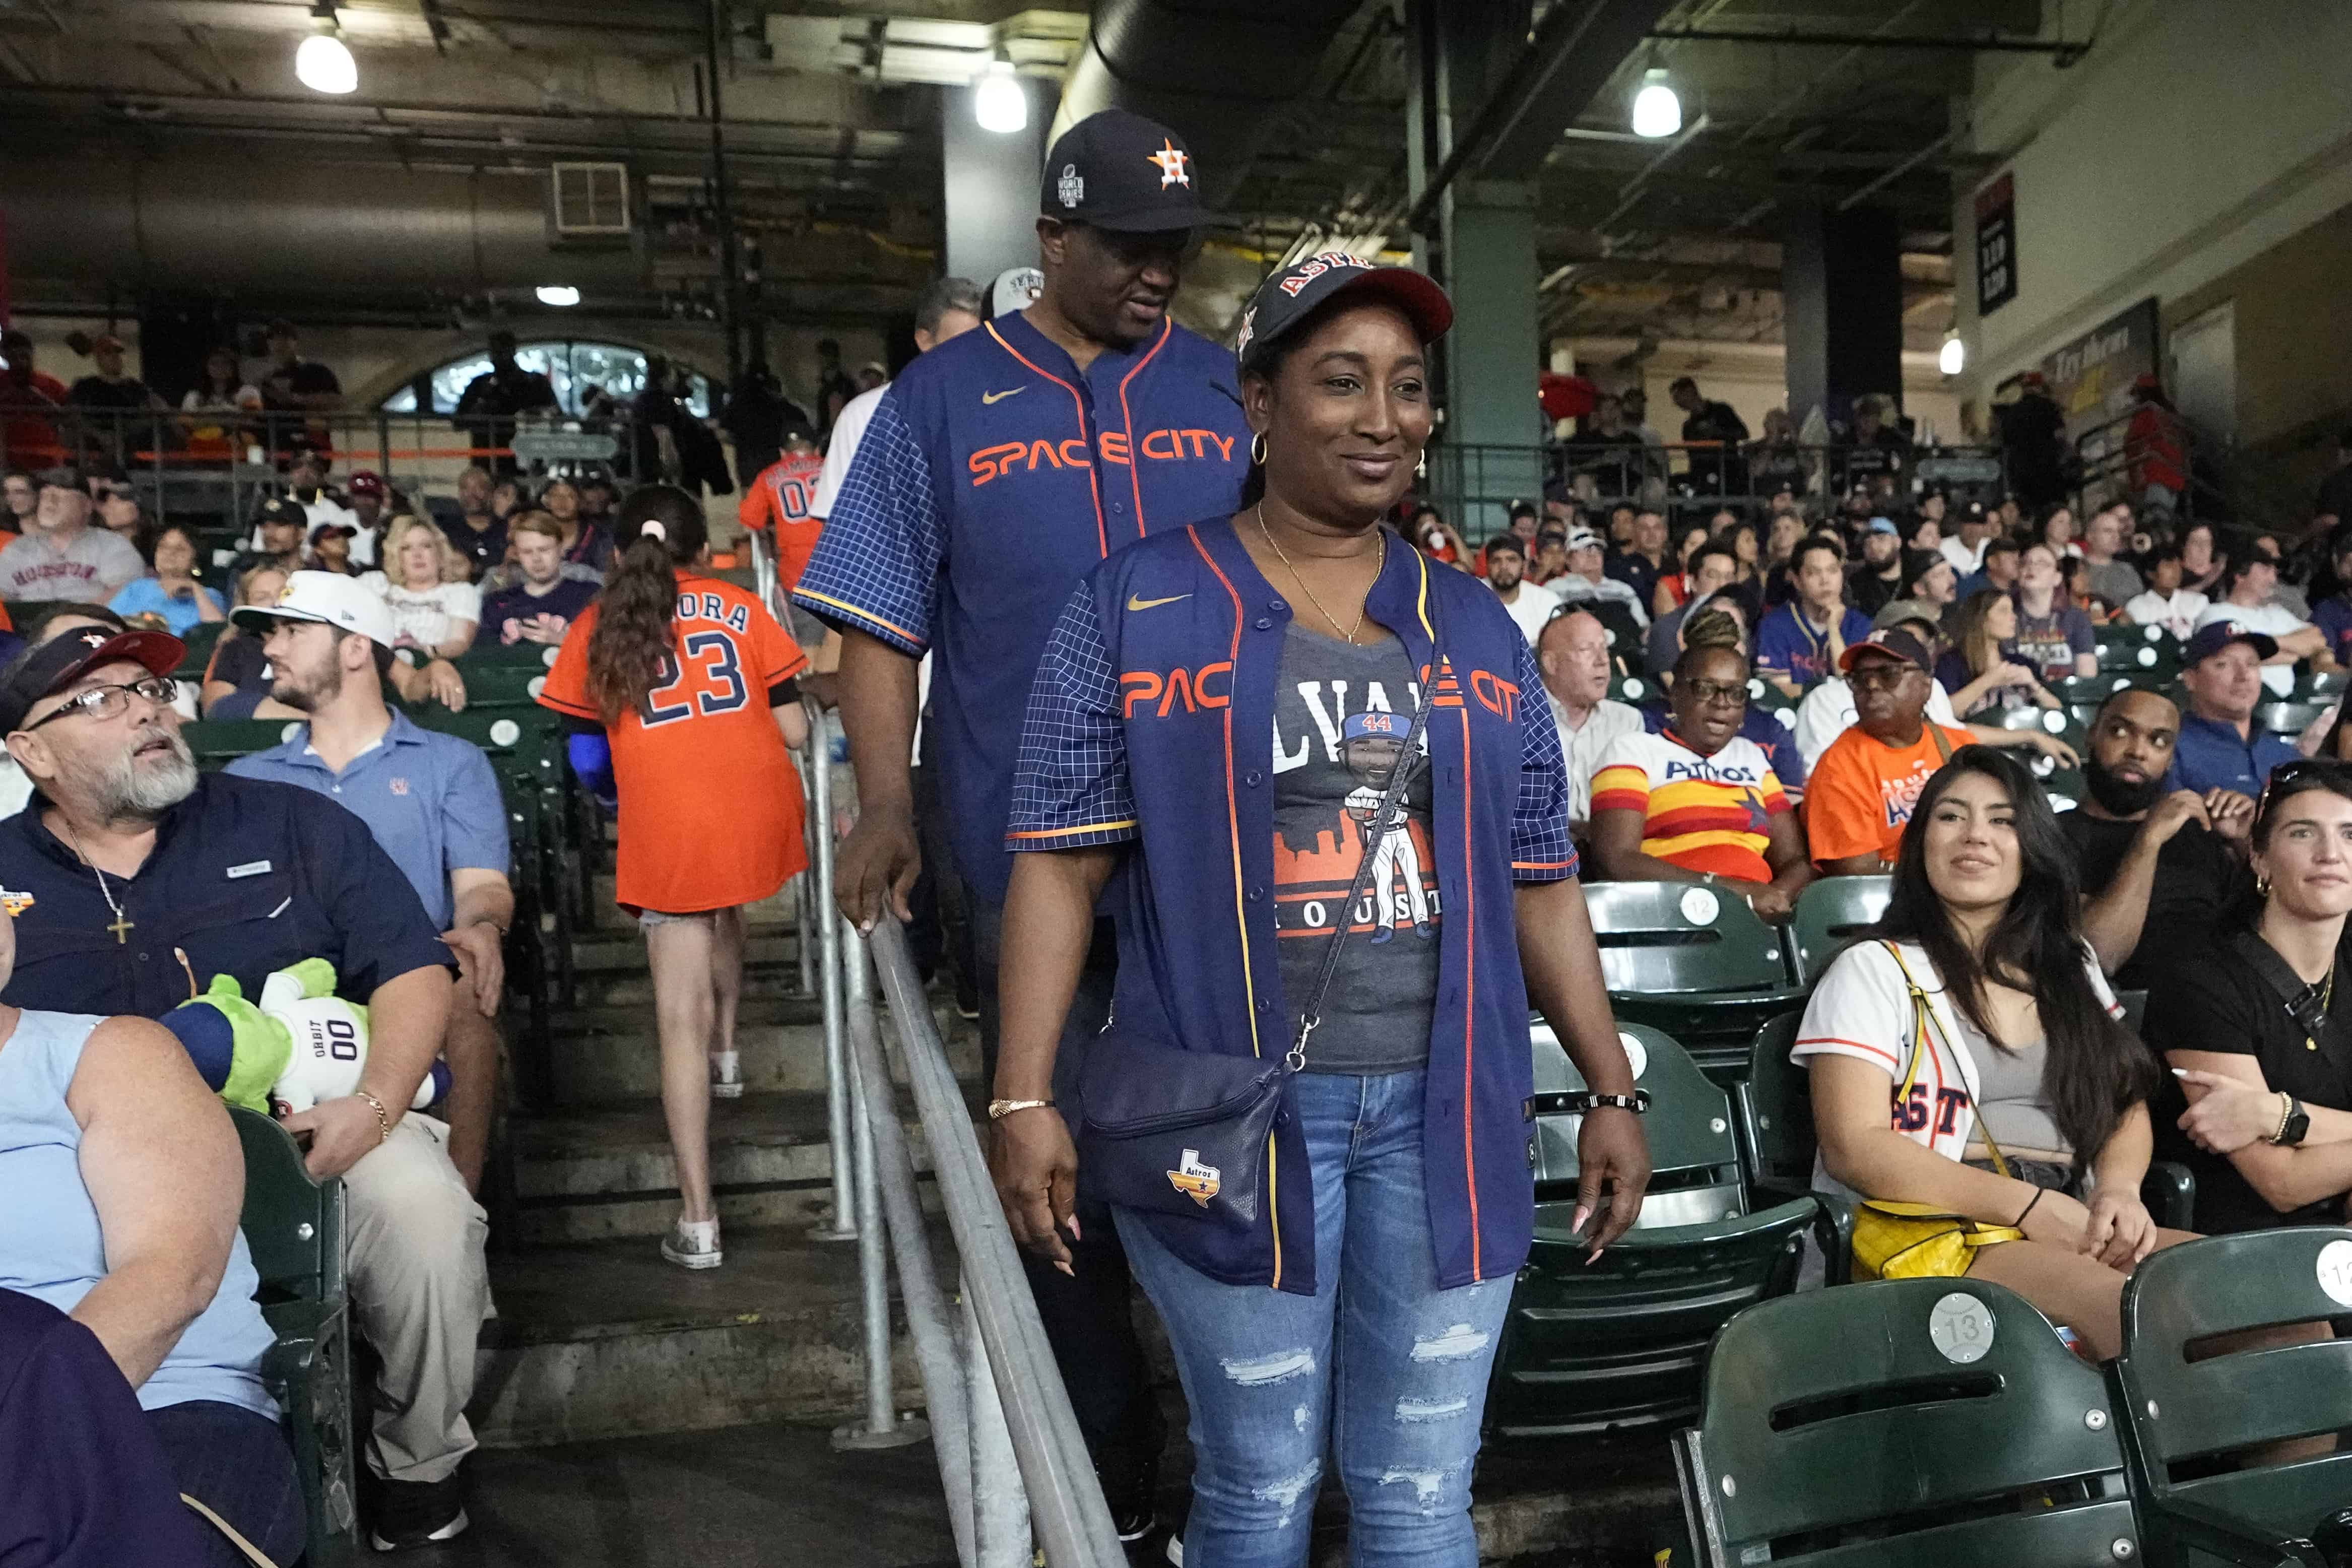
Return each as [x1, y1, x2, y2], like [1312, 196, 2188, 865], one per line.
[537, 485, 811, 1270]
[1935, 589, 2056, 719]
[993, 257, 1648, 1568]
[1797, 746, 2179, 1357]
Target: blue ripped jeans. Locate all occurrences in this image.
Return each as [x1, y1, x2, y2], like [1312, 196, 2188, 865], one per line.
[1115, 1069, 1512, 1568]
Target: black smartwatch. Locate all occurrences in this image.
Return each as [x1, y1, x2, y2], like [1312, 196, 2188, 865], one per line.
[2280, 1098, 2312, 1148]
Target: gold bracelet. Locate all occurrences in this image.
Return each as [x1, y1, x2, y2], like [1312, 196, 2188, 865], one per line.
[353, 1091, 394, 1145]
[2273, 1091, 2295, 1146]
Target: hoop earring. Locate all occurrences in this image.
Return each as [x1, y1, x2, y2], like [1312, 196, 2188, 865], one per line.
[2257, 873, 2273, 898]
[1251, 431, 1267, 467]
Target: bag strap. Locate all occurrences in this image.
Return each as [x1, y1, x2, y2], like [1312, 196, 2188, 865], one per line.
[1290, 591, 1445, 1072]
[1926, 722, 1954, 764]
[1879, 941, 2013, 1181]
[182, 1495, 280, 1568]
[2230, 930, 2352, 1056]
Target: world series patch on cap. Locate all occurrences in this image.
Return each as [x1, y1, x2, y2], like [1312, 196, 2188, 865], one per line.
[1038, 108, 1211, 233]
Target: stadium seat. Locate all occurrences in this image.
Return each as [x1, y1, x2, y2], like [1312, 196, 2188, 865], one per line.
[1580, 881, 1803, 1079]
[1580, 600, 1649, 670]
[2098, 638, 2171, 675]
[1786, 874, 1890, 986]
[2056, 673, 2136, 706]
[1732, 1013, 1851, 1284]
[451, 661, 552, 707]
[2097, 620, 2170, 650]
[2112, 1228, 2352, 1566]
[2257, 700, 2326, 738]
[1610, 671, 1657, 706]
[1673, 1279, 2138, 1567]
[181, 717, 307, 768]
[441, 638, 561, 670]
[172, 620, 228, 675]
[231, 1105, 359, 1568]
[1485, 1022, 1816, 1440]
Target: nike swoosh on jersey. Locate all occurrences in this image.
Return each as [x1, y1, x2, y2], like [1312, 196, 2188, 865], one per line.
[981, 386, 1027, 405]
[1126, 594, 1191, 611]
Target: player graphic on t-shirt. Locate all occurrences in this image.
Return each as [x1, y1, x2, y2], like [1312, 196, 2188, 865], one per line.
[1340, 710, 1433, 944]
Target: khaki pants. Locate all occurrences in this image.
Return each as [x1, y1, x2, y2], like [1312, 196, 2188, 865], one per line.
[343, 1115, 490, 1484]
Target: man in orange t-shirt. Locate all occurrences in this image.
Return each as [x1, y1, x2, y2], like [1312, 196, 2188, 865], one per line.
[737, 438, 826, 597]
[1805, 627, 1976, 872]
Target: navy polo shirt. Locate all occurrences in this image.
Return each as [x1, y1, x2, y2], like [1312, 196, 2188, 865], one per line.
[0, 773, 454, 1019]
[2170, 709, 2300, 798]
[794, 308, 1249, 902]
[223, 710, 509, 930]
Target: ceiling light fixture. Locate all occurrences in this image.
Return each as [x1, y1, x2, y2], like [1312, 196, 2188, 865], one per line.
[973, 59, 1027, 135]
[536, 285, 581, 307]
[1631, 66, 1681, 139]
[1939, 331, 1965, 376]
[295, 5, 357, 95]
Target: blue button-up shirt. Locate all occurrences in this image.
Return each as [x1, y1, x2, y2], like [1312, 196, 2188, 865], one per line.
[794, 310, 1249, 902]
[0, 773, 453, 1018]
[1008, 518, 1575, 1294]
[223, 710, 510, 931]
[2170, 709, 2300, 798]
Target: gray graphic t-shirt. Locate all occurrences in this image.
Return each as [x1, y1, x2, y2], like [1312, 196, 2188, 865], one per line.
[1270, 624, 1441, 1075]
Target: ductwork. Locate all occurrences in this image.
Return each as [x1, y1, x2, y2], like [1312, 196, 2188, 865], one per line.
[0, 154, 642, 302]
[1052, 0, 1366, 210]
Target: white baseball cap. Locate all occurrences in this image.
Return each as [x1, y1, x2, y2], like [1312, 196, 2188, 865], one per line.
[230, 569, 397, 649]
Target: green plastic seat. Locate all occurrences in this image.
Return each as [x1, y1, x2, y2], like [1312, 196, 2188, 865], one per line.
[231, 1106, 358, 1567]
[2056, 673, 2137, 706]
[2297, 668, 2348, 701]
[171, 620, 229, 676]
[182, 717, 307, 768]
[2111, 1228, 2352, 1566]
[1674, 1279, 2138, 1567]
[1489, 1022, 1816, 1440]
[449, 638, 563, 669]
[1787, 874, 1890, 986]
[2099, 638, 2172, 674]
[448, 661, 553, 708]
[2257, 700, 2326, 739]
[1609, 670, 1658, 706]
[1581, 881, 1801, 1079]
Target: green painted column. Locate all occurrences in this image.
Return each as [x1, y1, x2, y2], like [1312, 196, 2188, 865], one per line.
[1439, 178, 1545, 538]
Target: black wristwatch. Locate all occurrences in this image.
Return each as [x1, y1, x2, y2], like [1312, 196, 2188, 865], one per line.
[2279, 1097, 2312, 1148]
[1524, 1089, 1652, 1118]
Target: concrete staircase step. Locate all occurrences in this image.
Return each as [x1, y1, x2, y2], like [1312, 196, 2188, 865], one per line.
[587, 873, 804, 930]
[507, 1091, 942, 1245]
[573, 960, 811, 1010]
[541, 997, 979, 1105]
[568, 925, 802, 974]
[474, 1222, 937, 1448]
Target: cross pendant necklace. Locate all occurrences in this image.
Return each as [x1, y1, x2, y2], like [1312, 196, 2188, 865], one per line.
[64, 824, 133, 945]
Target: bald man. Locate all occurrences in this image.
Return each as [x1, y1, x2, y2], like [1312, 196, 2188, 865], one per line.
[1538, 608, 1642, 834]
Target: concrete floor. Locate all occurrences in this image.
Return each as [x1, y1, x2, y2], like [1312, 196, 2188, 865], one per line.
[432, 1420, 958, 1568]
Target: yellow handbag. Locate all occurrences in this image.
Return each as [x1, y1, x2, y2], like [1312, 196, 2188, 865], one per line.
[1848, 944, 2026, 1282]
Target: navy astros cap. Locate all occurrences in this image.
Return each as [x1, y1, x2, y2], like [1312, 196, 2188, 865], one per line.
[1040, 109, 1210, 233]
[254, 496, 307, 531]
[0, 625, 184, 735]
[1234, 252, 1453, 377]
[2183, 620, 2278, 668]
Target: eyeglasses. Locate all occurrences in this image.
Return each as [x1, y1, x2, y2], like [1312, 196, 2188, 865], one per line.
[1678, 678, 1747, 707]
[1848, 664, 1918, 691]
[22, 676, 179, 731]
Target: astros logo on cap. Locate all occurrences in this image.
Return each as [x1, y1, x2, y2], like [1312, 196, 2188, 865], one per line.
[1147, 140, 1191, 189]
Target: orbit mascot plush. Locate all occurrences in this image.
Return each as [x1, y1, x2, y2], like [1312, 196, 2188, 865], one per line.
[158, 956, 448, 1117]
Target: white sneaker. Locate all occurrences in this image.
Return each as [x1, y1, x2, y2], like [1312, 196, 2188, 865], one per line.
[662, 1218, 723, 1270]
[710, 1050, 744, 1099]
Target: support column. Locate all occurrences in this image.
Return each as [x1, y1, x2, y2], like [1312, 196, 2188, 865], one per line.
[942, 85, 1052, 289]
[1781, 201, 1905, 433]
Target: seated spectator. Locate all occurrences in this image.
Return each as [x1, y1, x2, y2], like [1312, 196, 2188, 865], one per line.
[1939, 496, 1993, 578]
[1795, 601, 1962, 769]
[285, 449, 359, 543]
[0, 466, 145, 604]
[2124, 544, 2209, 639]
[93, 481, 145, 542]
[1528, 526, 1571, 586]
[230, 496, 308, 581]
[1548, 527, 1649, 628]
[1937, 589, 2057, 719]
[2307, 527, 2352, 667]
[1606, 504, 1668, 608]
[1901, 508, 1943, 562]
[1755, 535, 1871, 696]
[1590, 638, 1812, 921]
[1407, 503, 1466, 568]
[1953, 533, 2019, 605]
[1797, 746, 2179, 1359]
[2154, 761, 2352, 1235]
[0, 1287, 221, 1566]
[200, 564, 298, 720]
[1646, 601, 1808, 802]
[110, 524, 226, 637]
[2196, 545, 2333, 698]
[542, 476, 615, 575]
[364, 514, 481, 661]
[1483, 533, 1559, 645]
[2012, 541, 2099, 680]
[1846, 516, 1906, 617]
[1644, 543, 1738, 677]
[1899, 551, 1958, 621]
[2173, 621, 2303, 796]
[1539, 607, 1642, 835]
[226, 574, 513, 1193]
[0, 625, 485, 1550]
[1650, 519, 1714, 618]
[2038, 502, 2081, 559]
[2059, 554, 2112, 625]
[1805, 628, 1977, 872]
[2068, 688, 2252, 990]
[2080, 503, 2143, 608]
[477, 511, 601, 650]
[437, 465, 505, 581]
[0, 640, 306, 1563]
[308, 519, 361, 576]
[2, 469, 33, 536]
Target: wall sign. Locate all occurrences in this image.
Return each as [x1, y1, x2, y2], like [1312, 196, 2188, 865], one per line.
[1975, 171, 2017, 316]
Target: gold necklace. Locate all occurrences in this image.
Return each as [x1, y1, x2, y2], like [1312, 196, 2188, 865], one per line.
[2314, 962, 2337, 1051]
[1254, 504, 1385, 644]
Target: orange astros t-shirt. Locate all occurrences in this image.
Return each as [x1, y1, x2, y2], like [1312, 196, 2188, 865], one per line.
[737, 452, 827, 597]
[540, 570, 810, 914]
[1804, 721, 1975, 866]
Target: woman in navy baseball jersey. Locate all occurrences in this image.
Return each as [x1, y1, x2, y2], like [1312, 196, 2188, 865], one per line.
[992, 258, 1652, 1568]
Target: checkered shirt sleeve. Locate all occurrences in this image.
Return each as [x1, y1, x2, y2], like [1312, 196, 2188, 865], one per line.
[1510, 636, 1578, 880]
[791, 391, 941, 654]
[1006, 586, 1139, 851]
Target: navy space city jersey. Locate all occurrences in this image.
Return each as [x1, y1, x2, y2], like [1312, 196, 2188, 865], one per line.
[793, 308, 1250, 902]
[1007, 517, 1578, 1293]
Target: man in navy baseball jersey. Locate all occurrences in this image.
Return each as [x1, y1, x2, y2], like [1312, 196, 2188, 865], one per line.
[794, 106, 1248, 1538]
